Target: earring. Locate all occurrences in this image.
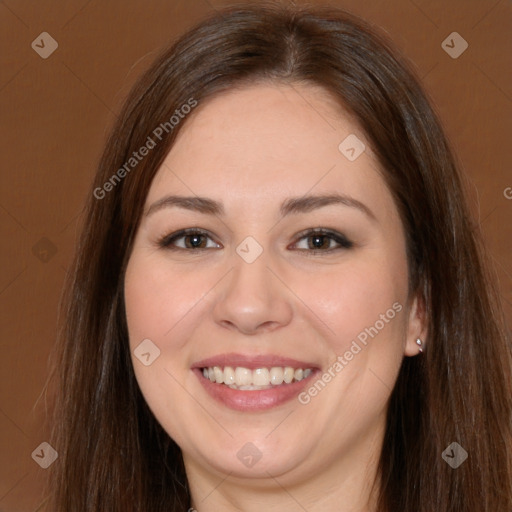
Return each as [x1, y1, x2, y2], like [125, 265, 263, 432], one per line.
[416, 338, 423, 353]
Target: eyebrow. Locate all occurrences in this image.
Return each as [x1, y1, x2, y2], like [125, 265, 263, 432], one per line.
[145, 193, 376, 221]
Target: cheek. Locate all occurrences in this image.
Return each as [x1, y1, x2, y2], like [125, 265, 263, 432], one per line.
[321, 271, 382, 326]
[124, 255, 211, 346]
[124, 255, 209, 446]
[293, 256, 408, 356]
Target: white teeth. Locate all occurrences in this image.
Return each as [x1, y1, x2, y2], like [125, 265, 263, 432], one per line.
[283, 367, 294, 384]
[213, 366, 224, 384]
[201, 365, 314, 388]
[235, 367, 252, 386]
[269, 367, 284, 385]
[253, 368, 270, 386]
[228, 384, 272, 390]
[223, 366, 235, 385]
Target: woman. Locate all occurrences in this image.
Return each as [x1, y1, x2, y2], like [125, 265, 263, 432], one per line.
[45, 3, 512, 511]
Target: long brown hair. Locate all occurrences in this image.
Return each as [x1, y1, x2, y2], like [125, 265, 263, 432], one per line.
[44, 3, 512, 510]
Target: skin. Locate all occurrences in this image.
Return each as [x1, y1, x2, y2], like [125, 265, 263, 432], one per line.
[124, 82, 427, 512]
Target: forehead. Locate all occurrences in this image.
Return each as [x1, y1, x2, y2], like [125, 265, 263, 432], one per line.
[146, 83, 388, 215]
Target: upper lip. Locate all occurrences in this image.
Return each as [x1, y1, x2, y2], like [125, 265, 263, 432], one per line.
[192, 352, 319, 370]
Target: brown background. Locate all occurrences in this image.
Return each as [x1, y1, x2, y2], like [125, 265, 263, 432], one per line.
[0, 0, 510, 510]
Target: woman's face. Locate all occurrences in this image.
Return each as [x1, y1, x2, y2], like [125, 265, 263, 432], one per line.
[124, 83, 425, 489]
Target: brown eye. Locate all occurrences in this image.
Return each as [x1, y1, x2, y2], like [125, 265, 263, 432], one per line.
[158, 229, 220, 250]
[183, 233, 207, 248]
[293, 229, 353, 252]
[307, 234, 332, 250]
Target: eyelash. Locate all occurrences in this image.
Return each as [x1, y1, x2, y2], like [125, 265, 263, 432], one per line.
[156, 227, 353, 254]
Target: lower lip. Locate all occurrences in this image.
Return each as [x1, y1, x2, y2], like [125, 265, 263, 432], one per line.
[192, 368, 318, 412]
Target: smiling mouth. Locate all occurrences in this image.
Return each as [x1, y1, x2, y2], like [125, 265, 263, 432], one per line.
[200, 365, 313, 390]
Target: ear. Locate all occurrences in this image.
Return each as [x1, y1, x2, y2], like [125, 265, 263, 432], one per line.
[404, 293, 428, 357]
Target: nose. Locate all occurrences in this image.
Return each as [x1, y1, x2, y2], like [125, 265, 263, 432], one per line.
[212, 250, 293, 335]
